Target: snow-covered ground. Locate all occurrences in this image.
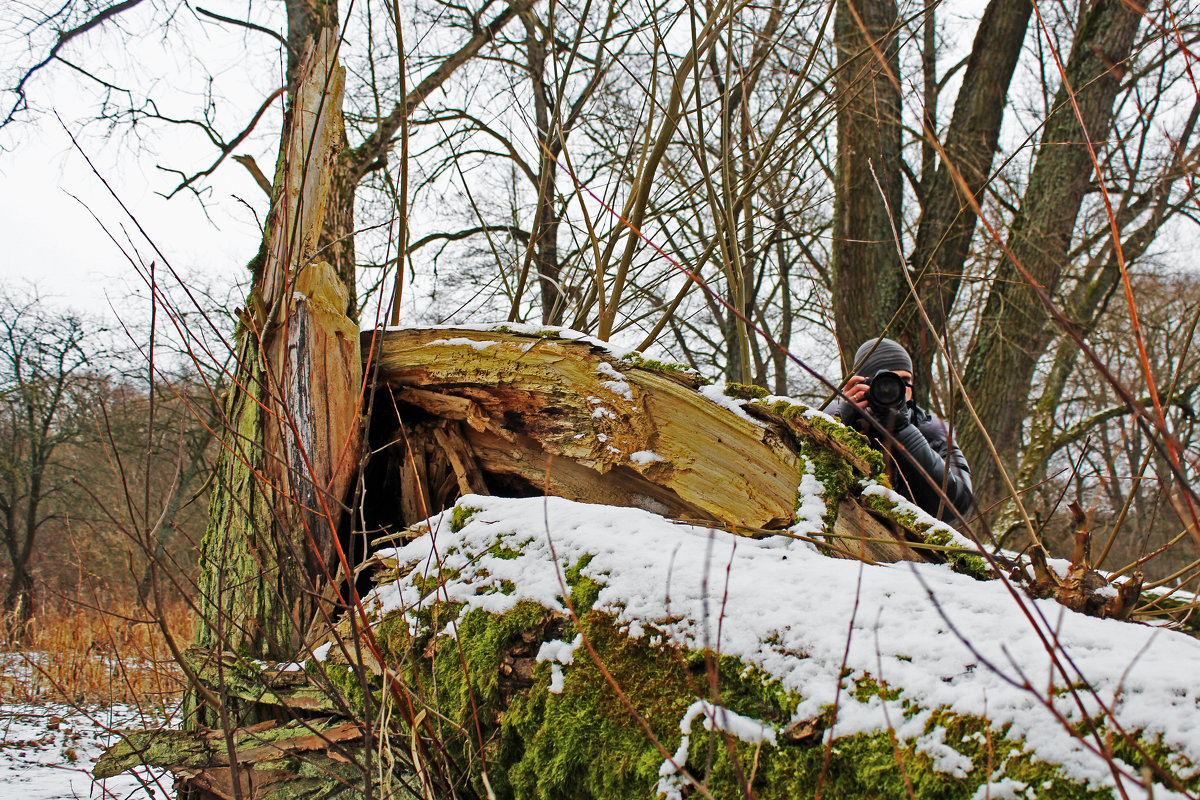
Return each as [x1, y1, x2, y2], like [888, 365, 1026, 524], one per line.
[0, 703, 169, 799]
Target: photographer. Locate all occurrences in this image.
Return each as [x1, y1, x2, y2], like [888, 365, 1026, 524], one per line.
[836, 338, 974, 523]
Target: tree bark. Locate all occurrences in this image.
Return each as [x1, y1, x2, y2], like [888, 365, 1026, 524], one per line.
[902, 0, 1033, 380]
[191, 31, 361, 683]
[831, 0, 904, 366]
[959, 0, 1146, 508]
[523, 11, 566, 326]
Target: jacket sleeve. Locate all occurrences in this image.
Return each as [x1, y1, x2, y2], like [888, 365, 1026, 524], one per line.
[834, 398, 860, 429]
[888, 417, 974, 523]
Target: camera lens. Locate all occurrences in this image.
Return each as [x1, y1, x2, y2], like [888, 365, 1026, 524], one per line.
[867, 370, 906, 409]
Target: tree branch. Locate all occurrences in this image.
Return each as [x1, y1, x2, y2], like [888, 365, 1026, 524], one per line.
[195, 7, 288, 49]
[3, 0, 147, 127]
[344, 0, 536, 182]
[163, 86, 286, 198]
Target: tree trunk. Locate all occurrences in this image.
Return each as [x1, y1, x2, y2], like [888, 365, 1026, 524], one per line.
[831, 0, 905, 367]
[958, 0, 1146, 508]
[902, 0, 1033, 380]
[190, 31, 361, 706]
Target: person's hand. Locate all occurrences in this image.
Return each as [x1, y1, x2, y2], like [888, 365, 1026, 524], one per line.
[884, 400, 910, 432]
[842, 375, 870, 410]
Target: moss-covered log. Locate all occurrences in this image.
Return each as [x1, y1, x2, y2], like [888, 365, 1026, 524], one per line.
[95, 718, 367, 800]
[294, 496, 1200, 799]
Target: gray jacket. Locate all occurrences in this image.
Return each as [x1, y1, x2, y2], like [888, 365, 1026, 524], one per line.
[837, 401, 974, 523]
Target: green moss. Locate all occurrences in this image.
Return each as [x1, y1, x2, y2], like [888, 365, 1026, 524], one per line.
[688, 682, 1144, 800]
[321, 662, 377, 718]
[798, 444, 858, 530]
[724, 382, 769, 400]
[246, 238, 268, 282]
[565, 554, 603, 613]
[859, 492, 993, 581]
[500, 612, 696, 800]
[851, 674, 903, 704]
[451, 505, 483, 532]
[1107, 729, 1199, 790]
[681, 652, 804, 727]
[492, 543, 522, 560]
[619, 353, 705, 382]
[409, 566, 460, 597]
[771, 402, 888, 479]
[1138, 591, 1200, 636]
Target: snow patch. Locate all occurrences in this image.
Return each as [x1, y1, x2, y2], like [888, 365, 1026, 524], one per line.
[0, 703, 172, 800]
[536, 634, 583, 694]
[657, 700, 776, 799]
[600, 380, 634, 401]
[970, 778, 1029, 799]
[699, 383, 766, 427]
[916, 726, 975, 778]
[791, 456, 828, 536]
[382, 322, 640, 360]
[596, 362, 626, 380]
[630, 450, 665, 466]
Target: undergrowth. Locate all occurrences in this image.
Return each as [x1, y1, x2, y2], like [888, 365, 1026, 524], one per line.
[1, 594, 193, 711]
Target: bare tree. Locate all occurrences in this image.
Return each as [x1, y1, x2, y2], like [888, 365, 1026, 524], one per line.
[0, 291, 92, 630]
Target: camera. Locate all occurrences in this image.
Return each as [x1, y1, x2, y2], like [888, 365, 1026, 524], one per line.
[865, 370, 908, 412]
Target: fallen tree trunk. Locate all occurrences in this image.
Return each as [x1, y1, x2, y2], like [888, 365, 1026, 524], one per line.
[359, 325, 953, 568]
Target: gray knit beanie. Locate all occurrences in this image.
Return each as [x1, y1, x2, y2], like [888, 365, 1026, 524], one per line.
[852, 337, 913, 378]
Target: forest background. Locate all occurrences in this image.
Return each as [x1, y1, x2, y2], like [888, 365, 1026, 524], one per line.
[0, 0, 1198, 707]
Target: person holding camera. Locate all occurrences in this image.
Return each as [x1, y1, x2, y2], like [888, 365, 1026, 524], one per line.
[836, 338, 974, 523]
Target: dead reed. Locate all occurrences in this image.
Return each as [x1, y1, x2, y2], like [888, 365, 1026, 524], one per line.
[0, 594, 193, 712]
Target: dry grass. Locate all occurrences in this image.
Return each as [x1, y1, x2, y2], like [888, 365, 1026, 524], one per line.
[0, 594, 194, 712]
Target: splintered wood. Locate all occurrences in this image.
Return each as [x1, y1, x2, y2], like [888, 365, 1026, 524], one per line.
[362, 327, 937, 565]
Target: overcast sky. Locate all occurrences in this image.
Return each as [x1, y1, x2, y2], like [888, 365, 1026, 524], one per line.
[0, 2, 280, 325]
[3, 0, 1195, 343]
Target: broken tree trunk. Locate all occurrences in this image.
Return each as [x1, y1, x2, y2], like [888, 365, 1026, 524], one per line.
[190, 29, 361, 692]
[360, 326, 955, 568]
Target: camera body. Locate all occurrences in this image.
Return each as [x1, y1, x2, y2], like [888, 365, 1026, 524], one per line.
[865, 369, 909, 412]
[842, 369, 910, 435]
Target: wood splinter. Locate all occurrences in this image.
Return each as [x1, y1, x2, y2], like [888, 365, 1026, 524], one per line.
[1021, 502, 1143, 620]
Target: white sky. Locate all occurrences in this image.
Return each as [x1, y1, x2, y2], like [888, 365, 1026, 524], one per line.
[0, 1, 279, 322]
[0, 120, 264, 314]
